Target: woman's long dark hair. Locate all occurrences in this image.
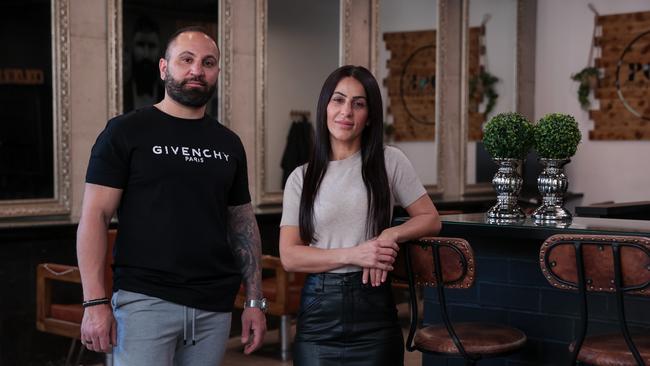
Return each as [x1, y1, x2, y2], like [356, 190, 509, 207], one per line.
[299, 65, 390, 243]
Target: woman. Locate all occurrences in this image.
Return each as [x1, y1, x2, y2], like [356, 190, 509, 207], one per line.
[279, 65, 441, 366]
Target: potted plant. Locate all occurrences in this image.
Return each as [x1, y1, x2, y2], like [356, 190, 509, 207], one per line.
[482, 112, 534, 220]
[532, 113, 582, 221]
[571, 67, 600, 110]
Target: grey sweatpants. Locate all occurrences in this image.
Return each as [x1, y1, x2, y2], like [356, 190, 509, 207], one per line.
[111, 289, 232, 366]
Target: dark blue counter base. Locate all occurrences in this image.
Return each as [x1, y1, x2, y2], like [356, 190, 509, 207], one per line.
[420, 223, 650, 365]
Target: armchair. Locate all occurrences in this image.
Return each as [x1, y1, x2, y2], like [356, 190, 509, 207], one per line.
[35, 229, 116, 365]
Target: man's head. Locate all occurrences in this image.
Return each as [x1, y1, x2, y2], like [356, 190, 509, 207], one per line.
[160, 27, 220, 108]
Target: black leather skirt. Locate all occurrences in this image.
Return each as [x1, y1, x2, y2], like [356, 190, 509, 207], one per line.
[293, 272, 404, 366]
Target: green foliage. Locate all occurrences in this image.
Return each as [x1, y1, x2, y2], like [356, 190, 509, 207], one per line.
[482, 112, 534, 159]
[534, 113, 582, 159]
[469, 70, 500, 117]
[571, 67, 600, 110]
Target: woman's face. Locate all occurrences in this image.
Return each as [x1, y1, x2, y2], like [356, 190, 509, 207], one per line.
[326, 76, 369, 150]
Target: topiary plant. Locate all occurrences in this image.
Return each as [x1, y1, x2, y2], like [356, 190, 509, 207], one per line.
[534, 113, 582, 159]
[482, 112, 534, 159]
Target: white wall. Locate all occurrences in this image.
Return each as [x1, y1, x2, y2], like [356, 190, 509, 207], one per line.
[266, 0, 339, 193]
[379, 0, 438, 185]
[536, 0, 650, 205]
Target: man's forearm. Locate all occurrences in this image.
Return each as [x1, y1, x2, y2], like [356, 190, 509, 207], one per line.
[77, 215, 110, 301]
[227, 203, 263, 299]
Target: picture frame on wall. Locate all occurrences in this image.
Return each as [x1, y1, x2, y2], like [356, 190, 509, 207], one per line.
[0, 0, 71, 218]
[120, 0, 219, 115]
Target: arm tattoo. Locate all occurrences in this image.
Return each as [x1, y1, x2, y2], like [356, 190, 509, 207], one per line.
[227, 203, 263, 299]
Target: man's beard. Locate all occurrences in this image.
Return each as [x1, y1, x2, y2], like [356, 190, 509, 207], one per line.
[164, 73, 217, 108]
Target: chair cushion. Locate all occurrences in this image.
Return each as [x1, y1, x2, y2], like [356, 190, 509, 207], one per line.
[571, 334, 650, 366]
[50, 303, 84, 323]
[414, 322, 526, 356]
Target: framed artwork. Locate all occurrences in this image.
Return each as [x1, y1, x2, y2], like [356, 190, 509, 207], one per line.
[0, 0, 71, 217]
[118, 0, 219, 115]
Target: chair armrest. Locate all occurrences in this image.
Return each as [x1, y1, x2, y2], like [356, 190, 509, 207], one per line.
[37, 263, 81, 283]
[36, 263, 82, 331]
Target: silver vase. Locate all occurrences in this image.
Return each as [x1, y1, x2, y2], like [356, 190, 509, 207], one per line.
[487, 158, 526, 220]
[532, 158, 572, 221]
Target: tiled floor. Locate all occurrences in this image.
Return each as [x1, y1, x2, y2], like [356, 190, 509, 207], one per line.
[221, 302, 422, 366]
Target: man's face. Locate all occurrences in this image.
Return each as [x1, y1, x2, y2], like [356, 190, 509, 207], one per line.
[160, 32, 220, 108]
[133, 31, 160, 63]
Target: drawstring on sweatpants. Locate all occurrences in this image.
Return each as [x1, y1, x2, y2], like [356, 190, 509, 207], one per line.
[183, 306, 197, 346]
[192, 308, 196, 345]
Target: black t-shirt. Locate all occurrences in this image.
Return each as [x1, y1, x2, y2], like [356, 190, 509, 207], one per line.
[86, 106, 250, 312]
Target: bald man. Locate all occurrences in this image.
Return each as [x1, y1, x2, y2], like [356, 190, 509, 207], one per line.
[77, 27, 266, 365]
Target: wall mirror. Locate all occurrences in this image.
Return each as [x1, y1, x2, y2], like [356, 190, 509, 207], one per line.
[461, 0, 536, 195]
[109, 0, 220, 118]
[256, 0, 341, 205]
[0, 0, 70, 218]
[462, 0, 517, 193]
[377, 0, 440, 194]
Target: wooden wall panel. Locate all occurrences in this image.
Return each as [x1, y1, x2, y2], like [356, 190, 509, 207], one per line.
[383, 27, 482, 141]
[383, 30, 436, 141]
[590, 10, 650, 140]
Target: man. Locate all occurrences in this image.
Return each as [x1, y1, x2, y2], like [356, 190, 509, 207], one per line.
[76, 26, 266, 365]
[123, 16, 165, 112]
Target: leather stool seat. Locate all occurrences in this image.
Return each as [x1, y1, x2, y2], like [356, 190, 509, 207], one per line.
[396, 237, 527, 364]
[415, 322, 526, 356]
[570, 334, 650, 366]
[541, 234, 650, 365]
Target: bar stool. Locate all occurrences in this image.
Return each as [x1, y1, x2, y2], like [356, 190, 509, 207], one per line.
[540, 234, 650, 365]
[36, 229, 116, 366]
[394, 237, 527, 365]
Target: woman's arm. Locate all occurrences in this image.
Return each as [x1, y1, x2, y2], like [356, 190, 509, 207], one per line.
[279, 225, 399, 273]
[379, 194, 441, 243]
[364, 194, 441, 286]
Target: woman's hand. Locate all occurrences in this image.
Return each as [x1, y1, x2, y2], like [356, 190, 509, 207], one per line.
[363, 267, 390, 287]
[352, 237, 399, 270]
[363, 229, 399, 287]
[355, 234, 399, 286]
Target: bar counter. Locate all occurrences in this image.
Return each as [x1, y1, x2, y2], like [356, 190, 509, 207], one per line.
[416, 214, 650, 365]
[440, 213, 650, 239]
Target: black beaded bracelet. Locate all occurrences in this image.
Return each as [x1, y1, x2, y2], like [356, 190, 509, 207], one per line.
[82, 297, 110, 308]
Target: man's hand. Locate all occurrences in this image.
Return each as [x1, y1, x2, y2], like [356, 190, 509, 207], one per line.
[80, 304, 116, 353]
[241, 307, 266, 354]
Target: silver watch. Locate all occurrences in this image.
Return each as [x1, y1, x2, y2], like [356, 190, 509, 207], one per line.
[244, 298, 268, 313]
